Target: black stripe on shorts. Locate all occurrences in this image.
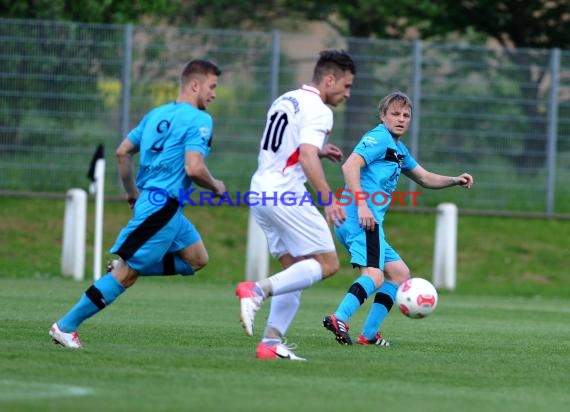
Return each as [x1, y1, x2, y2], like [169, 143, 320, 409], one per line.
[115, 197, 179, 261]
[365, 223, 381, 268]
[163, 253, 176, 275]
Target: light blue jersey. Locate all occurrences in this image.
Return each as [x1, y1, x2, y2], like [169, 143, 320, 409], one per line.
[344, 123, 417, 223]
[128, 101, 213, 199]
[335, 123, 417, 269]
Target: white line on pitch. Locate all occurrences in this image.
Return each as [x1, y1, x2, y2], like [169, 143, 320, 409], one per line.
[0, 380, 94, 401]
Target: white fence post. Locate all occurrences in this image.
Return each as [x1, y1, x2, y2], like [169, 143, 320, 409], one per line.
[61, 188, 87, 281]
[245, 211, 269, 281]
[432, 203, 457, 290]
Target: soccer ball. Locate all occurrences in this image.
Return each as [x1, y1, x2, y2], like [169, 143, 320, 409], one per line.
[395, 277, 438, 319]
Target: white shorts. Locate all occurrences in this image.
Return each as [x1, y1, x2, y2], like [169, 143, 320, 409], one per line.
[251, 203, 335, 259]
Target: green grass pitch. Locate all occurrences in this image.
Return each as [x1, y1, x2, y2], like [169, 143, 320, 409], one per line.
[1, 277, 569, 412]
[1, 196, 569, 411]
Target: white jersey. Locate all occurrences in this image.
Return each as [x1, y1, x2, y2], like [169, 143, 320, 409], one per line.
[250, 84, 333, 198]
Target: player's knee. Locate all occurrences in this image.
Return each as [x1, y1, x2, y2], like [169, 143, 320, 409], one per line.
[392, 272, 411, 286]
[191, 253, 209, 272]
[372, 273, 385, 289]
[384, 261, 412, 285]
[365, 268, 385, 288]
[115, 265, 138, 288]
[321, 257, 340, 278]
[179, 242, 209, 272]
[386, 269, 411, 286]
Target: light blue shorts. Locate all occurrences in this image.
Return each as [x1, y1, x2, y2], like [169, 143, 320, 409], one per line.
[335, 218, 401, 270]
[110, 194, 201, 274]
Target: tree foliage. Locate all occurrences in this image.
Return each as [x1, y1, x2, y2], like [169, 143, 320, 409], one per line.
[421, 0, 570, 49]
[3, 0, 567, 171]
[293, 0, 569, 169]
[0, 0, 177, 24]
[3, 0, 568, 50]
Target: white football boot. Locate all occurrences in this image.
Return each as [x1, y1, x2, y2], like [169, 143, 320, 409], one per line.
[49, 322, 82, 349]
[235, 281, 264, 336]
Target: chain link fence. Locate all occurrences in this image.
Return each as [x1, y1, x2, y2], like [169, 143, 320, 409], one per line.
[1, 18, 569, 215]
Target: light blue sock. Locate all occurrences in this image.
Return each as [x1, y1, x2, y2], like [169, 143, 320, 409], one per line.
[361, 281, 398, 339]
[334, 275, 376, 322]
[57, 273, 126, 332]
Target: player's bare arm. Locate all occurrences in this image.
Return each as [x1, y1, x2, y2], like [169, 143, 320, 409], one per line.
[116, 137, 140, 208]
[341, 152, 376, 231]
[185, 151, 225, 196]
[405, 165, 474, 189]
[299, 143, 346, 225]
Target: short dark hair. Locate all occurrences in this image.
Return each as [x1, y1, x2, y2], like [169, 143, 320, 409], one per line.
[181, 59, 221, 86]
[312, 50, 356, 82]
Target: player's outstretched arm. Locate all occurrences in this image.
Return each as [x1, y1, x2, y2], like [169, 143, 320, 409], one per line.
[405, 165, 474, 189]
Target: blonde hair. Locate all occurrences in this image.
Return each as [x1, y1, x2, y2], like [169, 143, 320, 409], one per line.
[377, 91, 412, 118]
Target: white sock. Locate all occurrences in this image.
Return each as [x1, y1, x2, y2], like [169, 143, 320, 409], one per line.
[265, 290, 302, 338]
[268, 258, 322, 296]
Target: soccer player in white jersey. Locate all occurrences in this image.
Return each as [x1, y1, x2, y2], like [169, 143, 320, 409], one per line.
[235, 50, 356, 360]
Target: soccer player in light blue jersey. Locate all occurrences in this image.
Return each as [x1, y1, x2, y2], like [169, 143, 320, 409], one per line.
[323, 91, 474, 346]
[49, 59, 225, 348]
